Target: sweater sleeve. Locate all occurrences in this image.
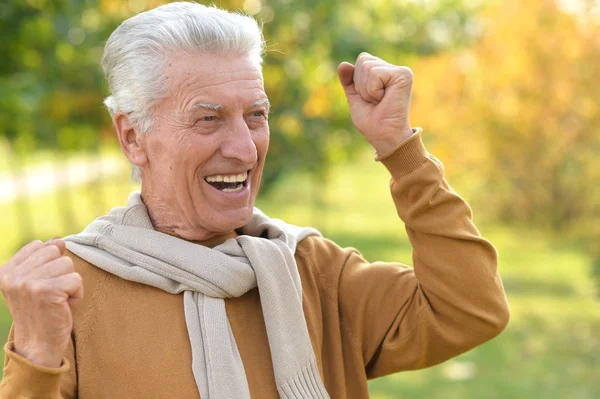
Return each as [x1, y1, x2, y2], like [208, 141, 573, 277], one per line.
[0, 325, 77, 398]
[337, 129, 510, 378]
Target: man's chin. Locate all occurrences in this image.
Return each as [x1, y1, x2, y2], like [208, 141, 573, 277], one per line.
[210, 206, 255, 231]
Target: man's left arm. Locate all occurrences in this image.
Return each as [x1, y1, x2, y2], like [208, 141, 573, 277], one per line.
[334, 53, 509, 377]
[334, 128, 509, 377]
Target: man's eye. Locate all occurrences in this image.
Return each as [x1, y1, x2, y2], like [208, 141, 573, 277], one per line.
[252, 111, 266, 118]
[200, 116, 214, 121]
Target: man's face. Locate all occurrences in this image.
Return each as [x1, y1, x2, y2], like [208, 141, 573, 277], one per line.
[138, 53, 269, 240]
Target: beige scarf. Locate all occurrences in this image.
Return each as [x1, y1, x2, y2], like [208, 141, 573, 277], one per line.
[65, 192, 330, 399]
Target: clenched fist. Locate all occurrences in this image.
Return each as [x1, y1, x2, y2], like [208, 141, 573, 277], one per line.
[0, 238, 83, 368]
[338, 53, 415, 155]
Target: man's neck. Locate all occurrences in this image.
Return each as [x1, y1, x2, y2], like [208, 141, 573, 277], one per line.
[155, 228, 239, 248]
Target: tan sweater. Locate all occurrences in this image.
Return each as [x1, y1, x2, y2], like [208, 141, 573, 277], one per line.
[0, 132, 509, 398]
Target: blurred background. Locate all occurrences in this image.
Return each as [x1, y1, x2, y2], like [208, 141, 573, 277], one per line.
[1, 0, 599, 397]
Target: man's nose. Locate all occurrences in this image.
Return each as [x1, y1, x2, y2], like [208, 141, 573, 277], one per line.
[220, 117, 258, 165]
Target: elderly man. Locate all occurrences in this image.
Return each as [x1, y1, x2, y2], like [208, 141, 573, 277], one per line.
[0, 2, 509, 398]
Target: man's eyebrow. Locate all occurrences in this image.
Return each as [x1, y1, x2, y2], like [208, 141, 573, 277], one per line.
[192, 103, 224, 111]
[191, 99, 270, 112]
[251, 98, 270, 109]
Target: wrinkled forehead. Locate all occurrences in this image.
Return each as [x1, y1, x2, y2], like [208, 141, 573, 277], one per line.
[162, 52, 267, 112]
[164, 49, 264, 79]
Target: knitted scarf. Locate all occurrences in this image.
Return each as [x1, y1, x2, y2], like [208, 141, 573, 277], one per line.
[64, 192, 330, 399]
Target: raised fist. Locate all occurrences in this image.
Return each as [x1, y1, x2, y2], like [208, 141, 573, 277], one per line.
[338, 52, 415, 155]
[0, 238, 83, 368]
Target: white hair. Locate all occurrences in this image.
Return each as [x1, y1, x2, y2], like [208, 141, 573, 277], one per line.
[101, 2, 265, 181]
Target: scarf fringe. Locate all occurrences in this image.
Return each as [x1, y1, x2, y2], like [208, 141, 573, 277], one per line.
[278, 358, 330, 399]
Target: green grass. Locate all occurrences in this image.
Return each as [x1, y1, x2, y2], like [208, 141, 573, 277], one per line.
[0, 140, 124, 175]
[1, 149, 598, 398]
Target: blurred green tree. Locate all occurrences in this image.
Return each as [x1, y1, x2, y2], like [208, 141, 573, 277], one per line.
[0, 0, 482, 189]
[0, 0, 119, 154]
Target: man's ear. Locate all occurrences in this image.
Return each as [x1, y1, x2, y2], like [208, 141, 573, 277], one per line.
[113, 112, 148, 168]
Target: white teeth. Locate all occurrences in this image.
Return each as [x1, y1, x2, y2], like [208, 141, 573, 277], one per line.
[221, 185, 244, 193]
[205, 171, 248, 183]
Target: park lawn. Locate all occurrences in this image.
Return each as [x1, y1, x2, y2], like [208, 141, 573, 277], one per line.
[0, 141, 124, 175]
[1, 149, 598, 398]
[260, 150, 600, 399]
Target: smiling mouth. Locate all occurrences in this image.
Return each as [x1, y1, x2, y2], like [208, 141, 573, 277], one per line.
[204, 170, 249, 193]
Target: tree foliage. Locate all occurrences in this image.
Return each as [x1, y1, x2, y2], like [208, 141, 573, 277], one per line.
[410, 0, 600, 236]
[0, 0, 482, 190]
[0, 0, 119, 153]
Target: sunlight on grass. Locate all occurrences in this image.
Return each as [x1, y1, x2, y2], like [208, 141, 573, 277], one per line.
[1, 149, 598, 397]
[261, 149, 599, 398]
